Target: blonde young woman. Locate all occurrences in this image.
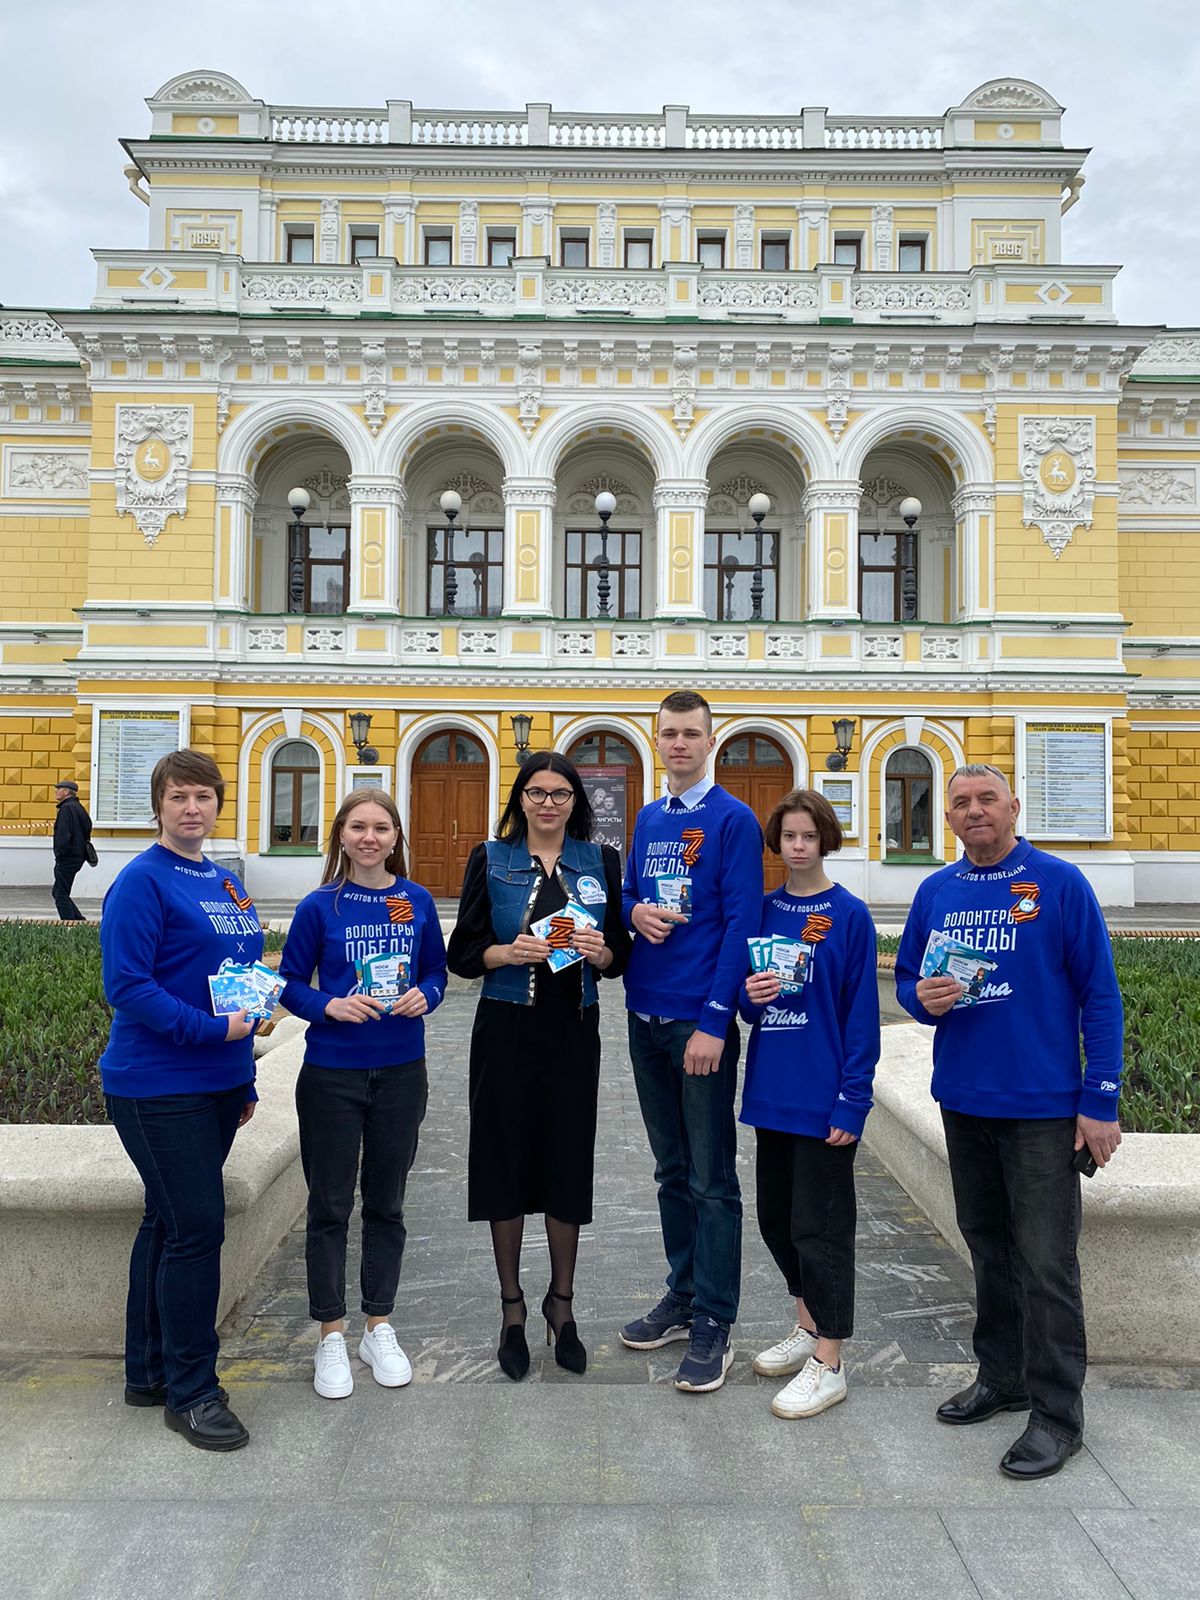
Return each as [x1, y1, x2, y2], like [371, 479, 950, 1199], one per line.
[279, 789, 447, 1399]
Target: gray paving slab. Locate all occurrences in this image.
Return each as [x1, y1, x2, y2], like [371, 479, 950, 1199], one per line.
[531, 1505, 679, 1600]
[375, 1504, 534, 1600]
[803, 1507, 980, 1600]
[1075, 1511, 1200, 1600]
[941, 1510, 1133, 1599]
[1076, 1391, 1200, 1508]
[224, 1504, 399, 1599]
[665, 1507, 832, 1599]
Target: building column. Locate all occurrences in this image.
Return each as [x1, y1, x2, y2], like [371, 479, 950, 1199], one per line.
[522, 199, 553, 259]
[385, 197, 415, 264]
[952, 484, 996, 621]
[215, 476, 257, 610]
[502, 476, 556, 617]
[348, 477, 405, 615]
[803, 480, 862, 620]
[653, 480, 708, 619]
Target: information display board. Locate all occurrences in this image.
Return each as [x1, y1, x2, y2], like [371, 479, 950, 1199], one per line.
[578, 765, 627, 856]
[1021, 721, 1109, 839]
[95, 710, 181, 824]
[815, 774, 857, 835]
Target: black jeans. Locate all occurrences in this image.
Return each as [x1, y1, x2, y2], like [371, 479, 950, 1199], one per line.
[941, 1108, 1085, 1442]
[755, 1127, 858, 1341]
[295, 1059, 428, 1322]
[52, 857, 84, 920]
[106, 1084, 249, 1412]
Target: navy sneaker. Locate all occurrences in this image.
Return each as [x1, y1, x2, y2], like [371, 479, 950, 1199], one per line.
[619, 1292, 693, 1350]
[674, 1315, 733, 1393]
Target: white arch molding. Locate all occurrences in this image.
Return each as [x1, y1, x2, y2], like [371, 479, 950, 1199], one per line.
[683, 404, 837, 482]
[376, 400, 528, 481]
[218, 397, 374, 478]
[858, 719, 967, 866]
[395, 713, 502, 847]
[711, 716, 809, 790]
[236, 711, 346, 857]
[530, 402, 685, 481]
[836, 405, 993, 486]
[554, 713, 657, 809]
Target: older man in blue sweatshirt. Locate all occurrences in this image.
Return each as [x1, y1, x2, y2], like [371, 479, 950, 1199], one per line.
[620, 689, 764, 1393]
[896, 763, 1123, 1481]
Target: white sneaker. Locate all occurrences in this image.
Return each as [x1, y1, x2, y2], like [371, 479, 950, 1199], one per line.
[753, 1322, 818, 1377]
[771, 1356, 847, 1419]
[313, 1330, 353, 1399]
[358, 1322, 413, 1388]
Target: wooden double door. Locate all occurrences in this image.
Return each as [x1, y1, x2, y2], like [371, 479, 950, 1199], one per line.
[408, 730, 489, 898]
[716, 734, 794, 881]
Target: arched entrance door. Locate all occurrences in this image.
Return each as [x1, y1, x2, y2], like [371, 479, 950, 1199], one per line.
[717, 733, 794, 880]
[566, 730, 643, 857]
[409, 730, 489, 897]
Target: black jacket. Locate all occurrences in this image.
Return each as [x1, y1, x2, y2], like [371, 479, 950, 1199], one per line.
[54, 795, 92, 863]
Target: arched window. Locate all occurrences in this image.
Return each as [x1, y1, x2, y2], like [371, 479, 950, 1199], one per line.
[270, 740, 320, 847]
[567, 729, 643, 854]
[884, 747, 934, 857]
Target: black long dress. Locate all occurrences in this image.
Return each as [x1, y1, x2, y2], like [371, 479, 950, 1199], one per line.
[447, 841, 630, 1223]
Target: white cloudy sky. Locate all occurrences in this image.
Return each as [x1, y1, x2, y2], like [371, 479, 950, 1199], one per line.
[2, 0, 1197, 327]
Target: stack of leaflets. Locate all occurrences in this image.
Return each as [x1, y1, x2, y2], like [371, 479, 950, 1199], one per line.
[654, 874, 693, 921]
[747, 935, 813, 994]
[529, 900, 598, 971]
[208, 959, 285, 1021]
[354, 951, 411, 1003]
[919, 929, 998, 1007]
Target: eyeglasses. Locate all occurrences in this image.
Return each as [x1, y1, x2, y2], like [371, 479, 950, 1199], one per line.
[523, 786, 575, 806]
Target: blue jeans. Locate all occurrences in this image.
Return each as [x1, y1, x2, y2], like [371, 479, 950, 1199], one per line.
[627, 1014, 742, 1326]
[941, 1108, 1085, 1442]
[106, 1084, 249, 1412]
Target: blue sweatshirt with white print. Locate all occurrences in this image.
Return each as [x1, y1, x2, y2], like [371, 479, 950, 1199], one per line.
[100, 843, 262, 1097]
[739, 883, 880, 1140]
[622, 784, 764, 1038]
[895, 838, 1124, 1121]
[279, 877, 447, 1069]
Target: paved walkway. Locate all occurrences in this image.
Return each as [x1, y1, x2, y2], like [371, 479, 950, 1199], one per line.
[2, 986, 1199, 1596]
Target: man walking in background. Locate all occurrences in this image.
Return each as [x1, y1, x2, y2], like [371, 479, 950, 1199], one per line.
[895, 763, 1123, 1480]
[52, 778, 92, 921]
[620, 690, 763, 1393]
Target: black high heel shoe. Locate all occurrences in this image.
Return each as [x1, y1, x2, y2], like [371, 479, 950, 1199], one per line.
[542, 1289, 587, 1375]
[497, 1292, 529, 1381]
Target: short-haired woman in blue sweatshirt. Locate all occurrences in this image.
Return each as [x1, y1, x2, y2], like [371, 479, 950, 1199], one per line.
[740, 787, 880, 1420]
[279, 789, 446, 1402]
[101, 749, 261, 1453]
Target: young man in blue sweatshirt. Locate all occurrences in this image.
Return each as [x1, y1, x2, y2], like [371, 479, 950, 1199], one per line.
[620, 689, 764, 1392]
[895, 763, 1123, 1481]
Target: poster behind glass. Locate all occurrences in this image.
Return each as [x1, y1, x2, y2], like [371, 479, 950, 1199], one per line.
[579, 766, 627, 855]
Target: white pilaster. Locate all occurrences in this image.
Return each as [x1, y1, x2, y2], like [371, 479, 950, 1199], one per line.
[652, 480, 708, 619]
[803, 480, 862, 621]
[952, 484, 996, 621]
[215, 476, 257, 610]
[502, 477, 556, 617]
[348, 477, 405, 615]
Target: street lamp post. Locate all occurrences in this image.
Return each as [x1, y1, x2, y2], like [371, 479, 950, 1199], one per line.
[898, 495, 922, 622]
[593, 490, 616, 617]
[747, 491, 771, 621]
[439, 489, 462, 615]
[287, 486, 310, 613]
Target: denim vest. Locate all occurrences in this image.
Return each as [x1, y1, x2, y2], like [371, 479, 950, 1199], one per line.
[480, 835, 607, 1007]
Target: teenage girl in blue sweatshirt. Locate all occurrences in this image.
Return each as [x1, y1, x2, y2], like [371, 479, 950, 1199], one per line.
[280, 788, 446, 1402]
[739, 787, 879, 1420]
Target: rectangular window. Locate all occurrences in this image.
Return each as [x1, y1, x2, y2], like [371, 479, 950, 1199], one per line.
[703, 528, 778, 622]
[697, 234, 725, 269]
[760, 234, 790, 272]
[560, 232, 589, 268]
[565, 528, 643, 618]
[833, 234, 862, 269]
[293, 524, 350, 614]
[898, 236, 927, 272]
[423, 231, 453, 266]
[426, 525, 504, 616]
[623, 234, 653, 269]
[487, 232, 516, 266]
[349, 227, 380, 264]
[285, 228, 315, 264]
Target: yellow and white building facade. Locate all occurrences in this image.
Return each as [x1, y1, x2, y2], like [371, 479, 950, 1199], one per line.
[2, 69, 1198, 904]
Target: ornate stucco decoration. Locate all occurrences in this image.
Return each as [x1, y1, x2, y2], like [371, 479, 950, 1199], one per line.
[1019, 415, 1095, 558]
[114, 405, 193, 545]
[1118, 469, 1195, 507]
[3, 448, 89, 497]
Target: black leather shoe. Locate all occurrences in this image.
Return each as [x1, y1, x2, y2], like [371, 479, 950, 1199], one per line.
[163, 1398, 249, 1451]
[497, 1292, 530, 1382]
[542, 1289, 587, 1375]
[936, 1378, 1031, 1425]
[999, 1423, 1082, 1480]
[125, 1383, 227, 1409]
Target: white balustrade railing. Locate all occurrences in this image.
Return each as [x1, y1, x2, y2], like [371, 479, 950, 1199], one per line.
[263, 103, 948, 150]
